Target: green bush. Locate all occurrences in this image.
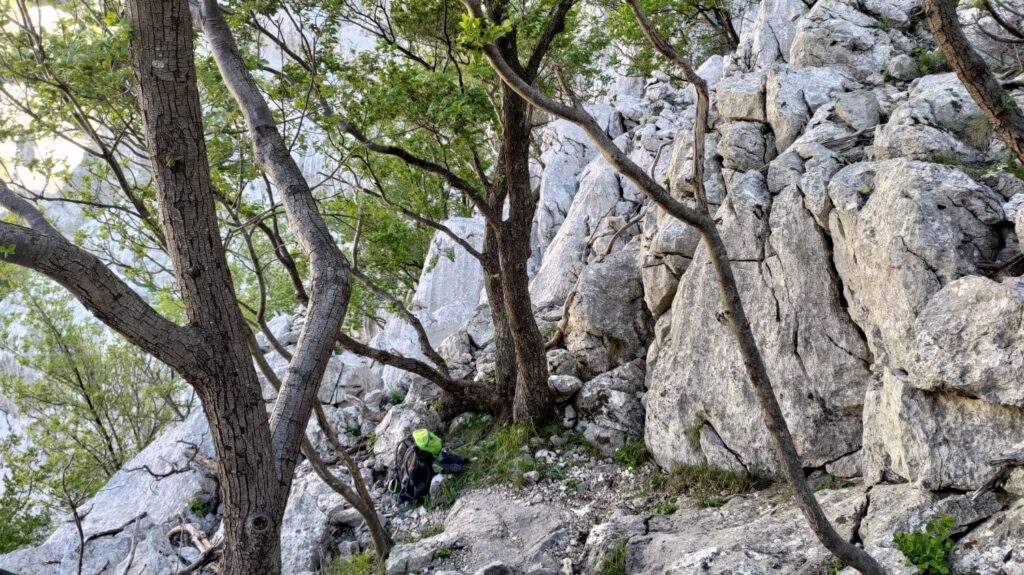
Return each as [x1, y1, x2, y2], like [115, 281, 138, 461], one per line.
[894, 514, 955, 575]
[613, 440, 649, 469]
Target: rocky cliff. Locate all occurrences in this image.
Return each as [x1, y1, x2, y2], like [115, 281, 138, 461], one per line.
[4, 0, 1024, 572]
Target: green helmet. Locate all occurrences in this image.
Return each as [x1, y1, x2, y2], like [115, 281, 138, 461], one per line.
[412, 428, 443, 457]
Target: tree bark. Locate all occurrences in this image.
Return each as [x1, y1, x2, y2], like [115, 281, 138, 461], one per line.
[123, 0, 282, 571]
[482, 221, 517, 421]
[495, 47, 554, 423]
[924, 0, 1024, 164]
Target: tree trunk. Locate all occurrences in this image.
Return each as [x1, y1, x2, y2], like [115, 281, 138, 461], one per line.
[924, 0, 1024, 164]
[497, 84, 555, 422]
[482, 225, 517, 421]
[123, 0, 283, 571]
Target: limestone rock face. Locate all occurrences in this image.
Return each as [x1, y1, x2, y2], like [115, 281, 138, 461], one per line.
[828, 159, 1004, 372]
[863, 372, 1024, 490]
[951, 499, 1024, 575]
[912, 276, 1024, 406]
[372, 217, 485, 396]
[530, 153, 643, 310]
[645, 170, 870, 473]
[574, 359, 646, 454]
[564, 242, 651, 378]
[630, 487, 869, 574]
[0, 410, 216, 575]
[874, 73, 994, 163]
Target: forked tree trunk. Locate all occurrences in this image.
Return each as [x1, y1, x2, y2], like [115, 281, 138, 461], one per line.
[923, 0, 1024, 164]
[497, 83, 556, 422]
[123, 0, 284, 571]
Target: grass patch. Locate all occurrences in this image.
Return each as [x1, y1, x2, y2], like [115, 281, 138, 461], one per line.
[813, 474, 854, 492]
[826, 559, 845, 575]
[321, 548, 381, 575]
[427, 415, 540, 508]
[435, 545, 453, 559]
[652, 500, 678, 515]
[395, 522, 445, 544]
[652, 464, 773, 508]
[598, 542, 629, 575]
[613, 440, 649, 470]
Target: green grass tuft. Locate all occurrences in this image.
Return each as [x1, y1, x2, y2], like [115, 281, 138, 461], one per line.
[613, 440, 649, 469]
[652, 464, 773, 508]
[321, 548, 380, 575]
[598, 542, 629, 575]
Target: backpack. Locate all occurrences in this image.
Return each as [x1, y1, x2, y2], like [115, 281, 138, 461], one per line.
[388, 436, 435, 504]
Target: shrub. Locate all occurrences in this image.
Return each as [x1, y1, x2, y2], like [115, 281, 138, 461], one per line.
[613, 440, 649, 469]
[894, 514, 955, 575]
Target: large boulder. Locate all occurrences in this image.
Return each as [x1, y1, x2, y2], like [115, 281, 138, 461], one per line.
[629, 486, 869, 574]
[842, 483, 1003, 574]
[764, 64, 857, 153]
[828, 159, 1004, 373]
[789, 0, 914, 80]
[280, 463, 355, 575]
[385, 491, 570, 574]
[912, 276, 1024, 406]
[646, 171, 870, 473]
[874, 73, 995, 163]
[565, 241, 652, 378]
[863, 372, 1024, 490]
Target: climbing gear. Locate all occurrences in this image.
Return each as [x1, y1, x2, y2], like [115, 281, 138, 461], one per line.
[413, 428, 443, 457]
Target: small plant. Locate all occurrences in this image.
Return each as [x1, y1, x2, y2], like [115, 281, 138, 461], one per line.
[365, 431, 377, 452]
[911, 45, 950, 75]
[388, 390, 405, 405]
[652, 500, 678, 515]
[685, 419, 704, 449]
[564, 478, 580, 491]
[613, 440, 649, 469]
[825, 559, 845, 575]
[188, 497, 208, 516]
[598, 542, 629, 575]
[894, 514, 955, 575]
[812, 474, 853, 492]
[434, 545, 453, 559]
[322, 548, 380, 575]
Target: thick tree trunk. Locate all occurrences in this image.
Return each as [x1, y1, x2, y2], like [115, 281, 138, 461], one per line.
[123, 0, 283, 571]
[482, 226, 516, 421]
[497, 84, 555, 422]
[924, 0, 1024, 164]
